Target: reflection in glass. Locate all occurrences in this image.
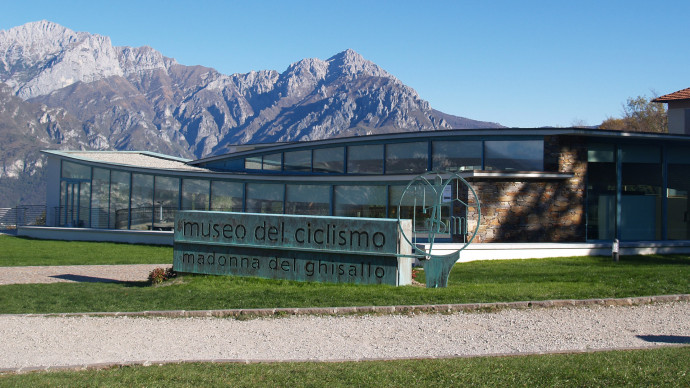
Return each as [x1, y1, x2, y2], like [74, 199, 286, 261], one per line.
[347, 144, 383, 174]
[61, 161, 91, 179]
[91, 168, 110, 228]
[388, 184, 451, 238]
[386, 142, 428, 174]
[182, 179, 210, 210]
[154, 176, 179, 230]
[284, 150, 311, 172]
[263, 153, 282, 171]
[620, 145, 661, 240]
[485, 140, 543, 170]
[131, 174, 154, 230]
[432, 141, 482, 171]
[246, 183, 284, 213]
[211, 181, 243, 211]
[110, 170, 130, 229]
[286, 185, 330, 215]
[245, 156, 262, 170]
[313, 147, 344, 173]
[586, 144, 616, 240]
[334, 185, 386, 217]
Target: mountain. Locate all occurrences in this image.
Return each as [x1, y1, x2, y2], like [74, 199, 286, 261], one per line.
[0, 20, 502, 206]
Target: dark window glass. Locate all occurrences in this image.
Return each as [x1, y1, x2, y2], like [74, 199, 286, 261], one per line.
[263, 153, 282, 171]
[485, 140, 543, 171]
[347, 144, 383, 174]
[334, 185, 386, 218]
[286, 185, 330, 215]
[386, 142, 428, 174]
[154, 176, 179, 231]
[586, 144, 616, 240]
[620, 145, 661, 240]
[211, 181, 243, 212]
[432, 141, 482, 171]
[284, 150, 311, 172]
[130, 174, 154, 230]
[91, 168, 110, 229]
[61, 161, 91, 179]
[246, 183, 284, 214]
[182, 179, 210, 210]
[110, 170, 130, 229]
[313, 147, 344, 173]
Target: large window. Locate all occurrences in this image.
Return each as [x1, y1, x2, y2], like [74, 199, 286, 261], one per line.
[182, 179, 210, 210]
[61, 161, 91, 180]
[347, 144, 383, 174]
[91, 168, 110, 229]
[284, 150, 311, 172]
[211, 181, 243, 211]
[286, 184, 330, 215]
[432, 141, 482, 171]
[154, 176, 179, 230]
[334, 185, 386, 218]
[667, 147, 690, 240]
[620, 145, 661, 240]
[130, 174, 154, 230]
[485, 140, 543, 170]
[313, 147, 344, 173]
[109, 170, 130, 229]
[386, 142, 428, 174]
[586, 144, 616, 240]
[246, 183, 284, 213]
[262, 153, 282, 171]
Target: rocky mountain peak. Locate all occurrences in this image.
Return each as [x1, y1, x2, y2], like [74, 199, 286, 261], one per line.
[326, 48, 392, 81]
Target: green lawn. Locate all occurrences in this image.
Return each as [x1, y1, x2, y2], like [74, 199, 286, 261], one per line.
[0, 235, 171, 266]
[1, 347, 688, 387]
[0, 236, 688, 314]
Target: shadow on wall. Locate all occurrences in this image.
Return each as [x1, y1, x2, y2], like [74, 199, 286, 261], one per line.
[469, 136, 587, 243]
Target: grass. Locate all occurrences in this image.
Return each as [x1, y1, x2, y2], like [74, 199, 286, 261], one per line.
[0, 234, 688, 313]
[0, 235, 171, 266]
[0, 347, 688, 387]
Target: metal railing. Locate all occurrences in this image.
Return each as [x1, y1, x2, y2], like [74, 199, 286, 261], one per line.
[0, 205, 47, 228]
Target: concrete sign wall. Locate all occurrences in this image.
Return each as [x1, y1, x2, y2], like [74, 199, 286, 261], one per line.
[173, 211, 411, 286]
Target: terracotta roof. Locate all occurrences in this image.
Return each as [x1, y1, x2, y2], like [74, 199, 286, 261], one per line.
[652, 87, 690, 102]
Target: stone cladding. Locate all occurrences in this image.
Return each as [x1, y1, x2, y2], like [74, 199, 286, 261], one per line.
[461, 135, 587, 243]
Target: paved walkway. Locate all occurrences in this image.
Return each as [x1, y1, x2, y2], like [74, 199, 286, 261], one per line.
[0, 264, 168, 285]
[0, 265, 688, 373]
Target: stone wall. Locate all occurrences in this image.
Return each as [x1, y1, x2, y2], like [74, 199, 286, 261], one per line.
[461, 135, 587, 243]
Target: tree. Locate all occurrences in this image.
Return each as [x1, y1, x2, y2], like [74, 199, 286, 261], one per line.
[599, 94, 667, 133]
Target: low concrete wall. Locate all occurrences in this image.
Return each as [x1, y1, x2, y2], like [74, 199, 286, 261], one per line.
[422, 241, 690, 262]
[17, 226, 173, 246]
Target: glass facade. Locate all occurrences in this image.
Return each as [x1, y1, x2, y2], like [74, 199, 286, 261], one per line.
[286, 184, 330, 215]
[334, 185, 386, 218]
[347, 144, 383, 174]
[586, 144, 616, 240]
[210, 181, 243, 211]
[246, 183, 284, 213]
[386, 142, 427, 174]
[485, 140, 543, 171]
[51, 134, 690, 244]
[154, 176, 179, 230]
[432, 141, 482, 171]
[313, 147, 344, 173]
[109, 170, 130, 229]
[130, 174, 153, 230]
[182, 179, 210, 210]
[284, 150, 311, 172]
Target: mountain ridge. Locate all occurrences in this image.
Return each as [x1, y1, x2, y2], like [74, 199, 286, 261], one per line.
[0, 20, 503, 206]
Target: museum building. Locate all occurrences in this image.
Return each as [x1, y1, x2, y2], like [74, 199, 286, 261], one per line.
[35, 125, 690, 258]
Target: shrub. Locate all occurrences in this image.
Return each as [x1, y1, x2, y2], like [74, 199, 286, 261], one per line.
[148, 267, 177, 285]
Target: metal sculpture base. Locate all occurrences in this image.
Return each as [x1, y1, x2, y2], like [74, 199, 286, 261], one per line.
[421, 251, 459, 288]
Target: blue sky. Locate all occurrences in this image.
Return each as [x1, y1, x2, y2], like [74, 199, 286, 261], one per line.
[1, 0, 688, 128]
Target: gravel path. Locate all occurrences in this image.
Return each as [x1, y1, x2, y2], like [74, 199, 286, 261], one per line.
[0, 264, 168, 285]
[1, 302, 688, 371]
